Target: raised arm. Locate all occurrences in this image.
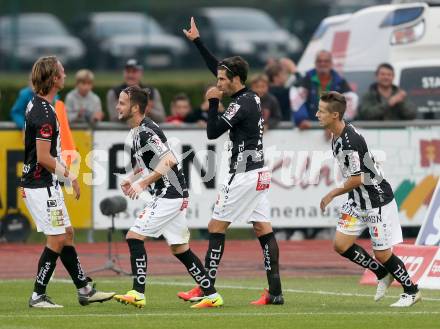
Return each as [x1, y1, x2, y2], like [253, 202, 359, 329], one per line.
[183, 17, 219, 76]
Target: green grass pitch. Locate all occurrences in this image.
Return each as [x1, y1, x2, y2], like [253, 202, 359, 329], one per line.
[1, 276, 439, 329]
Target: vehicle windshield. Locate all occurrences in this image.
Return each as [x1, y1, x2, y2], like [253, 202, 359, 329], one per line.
[94, 15, 163, 38]
[0, 16, 68, 39]
[209, 11, 279, 32]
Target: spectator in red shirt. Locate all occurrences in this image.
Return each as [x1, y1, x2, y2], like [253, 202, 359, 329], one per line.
[166, 93, 193, 125]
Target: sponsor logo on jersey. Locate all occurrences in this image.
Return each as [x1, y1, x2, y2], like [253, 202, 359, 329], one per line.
[147, 134, 168, 156]
[224, 103, 240, 121]
[39, 123, 53, 139]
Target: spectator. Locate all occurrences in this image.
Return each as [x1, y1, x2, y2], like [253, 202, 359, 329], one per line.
[279, 57, 302, 88]
[65, 69, 104, 125]
[10, 79, 59, 129]
[166, 93, 193, 125]
[185, 85, 225, 128]
[106, 58, 165, 123]
[250, 73, 282, 129]
[265, 61, 291, 121]
[358, 63, 416, 120]
[291, 50, 358, 128]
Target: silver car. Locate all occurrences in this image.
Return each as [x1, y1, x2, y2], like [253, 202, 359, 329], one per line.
[77, 12, 188, 69]
[0, 13, 85, 68]
[194, 7, 303, 64]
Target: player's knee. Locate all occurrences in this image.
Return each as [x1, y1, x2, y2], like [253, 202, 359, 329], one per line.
[253, 222, 272, 237]
[47, 234, 67, 252]
[333, 240, 348, 254]
[208, 220, 227, 234]
[170, 243, 189, 255]
[373, 250, 391, 264]
[65, 227, 74, 242]
[126, 230, 142, 240]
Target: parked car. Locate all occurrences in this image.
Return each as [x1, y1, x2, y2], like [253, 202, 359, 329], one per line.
[74, 12, 188, 69]
[0, 13, 85, 69]
[297, 2, 440, 118]
[174, 7, 303, 66]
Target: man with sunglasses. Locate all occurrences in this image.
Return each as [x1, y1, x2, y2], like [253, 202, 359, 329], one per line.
[178, 17, 284, 306]
[317, 91, 421, 307]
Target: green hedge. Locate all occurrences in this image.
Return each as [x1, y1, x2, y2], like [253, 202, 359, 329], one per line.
[0, 83, 208, 122]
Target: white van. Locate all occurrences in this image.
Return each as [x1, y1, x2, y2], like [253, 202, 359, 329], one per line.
[297, 2, 440, 118]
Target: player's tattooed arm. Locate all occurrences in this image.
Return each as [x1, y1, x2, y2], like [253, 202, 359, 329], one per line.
[320, 175, 362, 212]
[120, 165, 143, 195]
[125, 152, 178, 200]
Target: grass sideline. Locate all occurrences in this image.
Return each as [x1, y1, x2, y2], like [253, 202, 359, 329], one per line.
[0, 276, 439, 329]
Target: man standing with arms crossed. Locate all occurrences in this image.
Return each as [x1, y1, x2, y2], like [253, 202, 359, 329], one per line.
[178, 18, 283, 305]
[22, 56, 115, 308]
[317, 91, 421, 307]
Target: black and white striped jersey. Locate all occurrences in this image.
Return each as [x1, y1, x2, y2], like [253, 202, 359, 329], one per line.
[131, 117, 188, 199]
[331, 123, 394, 209]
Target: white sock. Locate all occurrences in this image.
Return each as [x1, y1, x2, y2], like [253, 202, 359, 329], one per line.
[207, 293, 218, 299]
[78, 284, 92, 295]
[31, 292, 41, 300]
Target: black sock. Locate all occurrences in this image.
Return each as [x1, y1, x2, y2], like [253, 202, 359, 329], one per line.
[340, 244, 388, 280]
[204, 233, 225, 285]
[34, 247, 59, 295]
[382, 254, 418, 294]
[258, 232, 282, 296]
[175, 249, 216, 296]
[127, 239, 147, 294]
[60, 246, 88, 289]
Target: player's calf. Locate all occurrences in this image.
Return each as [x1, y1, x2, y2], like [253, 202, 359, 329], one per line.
[339, 244, 389, 280]
[175, 248, 218, 298]
[258, 232, 283, 297]
[380, 253, 420, 306]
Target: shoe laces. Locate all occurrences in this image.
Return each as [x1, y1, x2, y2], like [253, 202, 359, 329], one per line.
[41, 295, 55, 304]
[399, 293, 412, 300]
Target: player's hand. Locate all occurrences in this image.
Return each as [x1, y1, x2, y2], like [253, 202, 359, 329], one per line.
[183, 17, 200, 41]
[126, 180, 148, 200]
[206, 87, 223, 100]
[126, 183, 140, 200]
[120, 179, 131, 195]
[72, 178, 80, 200]
[320, 193, 334, 212]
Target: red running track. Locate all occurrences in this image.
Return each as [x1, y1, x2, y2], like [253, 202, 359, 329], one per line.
[0, 239, 387, 280]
